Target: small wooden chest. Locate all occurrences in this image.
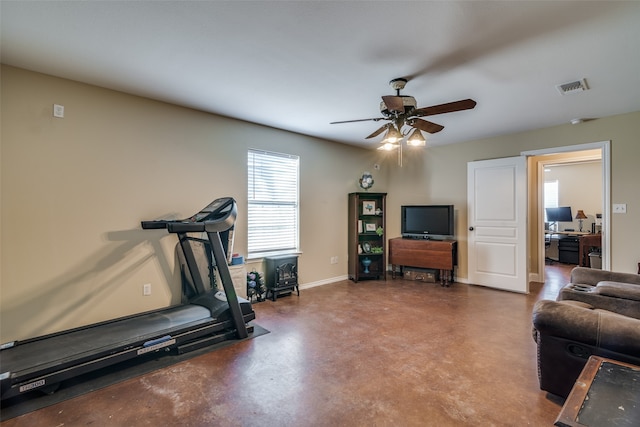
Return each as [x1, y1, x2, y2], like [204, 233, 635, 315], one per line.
[403, 268, 438, 283]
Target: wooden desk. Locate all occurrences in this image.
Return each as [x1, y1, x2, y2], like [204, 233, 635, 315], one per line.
[545, 232, 601, 267]
[555, 356, 640, 427]
[546, 231, 591, 237]
[388, 237, 457, 286]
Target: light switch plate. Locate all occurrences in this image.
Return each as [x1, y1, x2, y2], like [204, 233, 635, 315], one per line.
[613, 203, 627, 214]
[53, 104, 65, 118]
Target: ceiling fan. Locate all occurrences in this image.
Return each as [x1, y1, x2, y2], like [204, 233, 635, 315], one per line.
[330, 78, 477, 148]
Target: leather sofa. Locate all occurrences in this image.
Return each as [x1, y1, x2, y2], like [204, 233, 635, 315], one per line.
[558, 267, 640, 319]
[532, 267, 640, 398]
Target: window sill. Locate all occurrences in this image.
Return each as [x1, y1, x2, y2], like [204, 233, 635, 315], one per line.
[247, 250, 302, 261]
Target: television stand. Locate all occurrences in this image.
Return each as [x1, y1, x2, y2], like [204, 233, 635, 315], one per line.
[389, 237, 457, 286]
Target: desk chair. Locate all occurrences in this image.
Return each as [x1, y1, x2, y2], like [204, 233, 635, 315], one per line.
[545, 234, 554, 264]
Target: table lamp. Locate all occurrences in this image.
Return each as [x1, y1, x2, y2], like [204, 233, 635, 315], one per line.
[575, 210, 587, 232]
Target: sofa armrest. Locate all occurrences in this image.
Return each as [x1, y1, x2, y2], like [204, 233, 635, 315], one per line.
[570, 266, 640, 287]
[532, 300, 640, 355]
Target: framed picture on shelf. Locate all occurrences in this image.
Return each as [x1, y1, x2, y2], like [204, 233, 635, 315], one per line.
[362, 201, 376, 215]
[362, 242, 372, 253]
[365, 223, 377, 232]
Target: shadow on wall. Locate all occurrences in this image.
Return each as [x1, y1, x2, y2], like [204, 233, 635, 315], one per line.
[2, 227, 180, 340]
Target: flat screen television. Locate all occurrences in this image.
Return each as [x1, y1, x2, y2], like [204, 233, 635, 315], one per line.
[545, 206, 573, 223]
[401, 205, 454, 239]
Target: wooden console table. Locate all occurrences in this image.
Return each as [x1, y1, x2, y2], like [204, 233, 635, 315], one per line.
[389, 237, 457, 286]
[555, 356, 640, 427]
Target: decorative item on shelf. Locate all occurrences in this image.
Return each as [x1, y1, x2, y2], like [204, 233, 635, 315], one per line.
[575, 210, 587, 232]
[246, 271, 266, 302]
[362, 200, 376, 215]
[361, 257, 372, 274]
[376, 226, 383, 236]
[365, 222, 377, 232]
[362, 242, 372, 253]
[370, 246, 383, 254]
[359, 172, 374, 190]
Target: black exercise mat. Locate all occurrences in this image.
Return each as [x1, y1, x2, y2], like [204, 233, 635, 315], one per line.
[0, 324, 269, 421]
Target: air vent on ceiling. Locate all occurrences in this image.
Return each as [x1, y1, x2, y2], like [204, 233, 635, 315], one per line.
[556, 78, 589, 95]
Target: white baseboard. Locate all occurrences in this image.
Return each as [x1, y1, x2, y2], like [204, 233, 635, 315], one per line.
[529, 272, 543, 283]
[299, 275, 349, 290]
[298, 274, 472, 289]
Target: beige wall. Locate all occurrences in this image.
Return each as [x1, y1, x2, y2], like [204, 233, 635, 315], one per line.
[0, 66, 393, 341]
[2, 65, 640, 341]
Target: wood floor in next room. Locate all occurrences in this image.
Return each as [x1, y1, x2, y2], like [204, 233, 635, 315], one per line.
[2, 264, 575, 427]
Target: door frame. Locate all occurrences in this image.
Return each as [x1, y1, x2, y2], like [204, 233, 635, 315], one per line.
[522, 141, 611, 282]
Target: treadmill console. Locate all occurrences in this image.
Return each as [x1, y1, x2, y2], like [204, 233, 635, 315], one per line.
[141, 197, 236, 232]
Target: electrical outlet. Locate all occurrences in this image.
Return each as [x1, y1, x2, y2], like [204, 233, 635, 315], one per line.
[143, 283, 151, 296]
[330, 256, 338, 264]
[613, 203, 627, 214]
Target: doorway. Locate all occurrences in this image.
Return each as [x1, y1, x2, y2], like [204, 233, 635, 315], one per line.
[523, 141, 610, 283]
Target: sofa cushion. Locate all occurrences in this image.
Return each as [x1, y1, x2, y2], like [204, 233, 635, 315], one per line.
[596, 281, 640, 302]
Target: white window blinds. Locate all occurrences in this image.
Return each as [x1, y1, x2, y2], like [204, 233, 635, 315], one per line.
[544, 180, 559, 221]
[247, 149, 299, 257]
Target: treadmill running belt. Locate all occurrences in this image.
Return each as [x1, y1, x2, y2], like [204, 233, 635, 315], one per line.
[2, 305, 212, 378]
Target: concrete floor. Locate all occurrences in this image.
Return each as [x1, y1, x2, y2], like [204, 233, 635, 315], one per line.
[1, 265, 573, 426]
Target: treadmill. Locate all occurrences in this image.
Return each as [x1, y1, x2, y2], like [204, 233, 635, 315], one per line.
[0, 197, 254, 401]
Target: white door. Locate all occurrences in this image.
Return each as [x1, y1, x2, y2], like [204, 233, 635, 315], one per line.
[467, 156, 528, 293]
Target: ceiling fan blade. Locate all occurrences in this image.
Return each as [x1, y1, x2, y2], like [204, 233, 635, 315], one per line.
[365, 124, 390, 139]
[330, 117, 386, 124]
[412, 99, 477, 117]
[381, 95, 404, 113]
[410, 118, 444, 134]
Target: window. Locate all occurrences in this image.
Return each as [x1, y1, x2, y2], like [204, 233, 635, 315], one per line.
[247, 149, 299, 257]
[544, 180, 559, 222]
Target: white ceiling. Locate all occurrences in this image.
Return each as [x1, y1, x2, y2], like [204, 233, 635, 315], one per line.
[2, 1, 640, 148]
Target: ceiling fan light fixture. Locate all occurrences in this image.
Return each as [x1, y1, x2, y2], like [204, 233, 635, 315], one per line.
[382, 126, 402, 144]
[406, 129, 426, 147]
[378, 142, 398, 151]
